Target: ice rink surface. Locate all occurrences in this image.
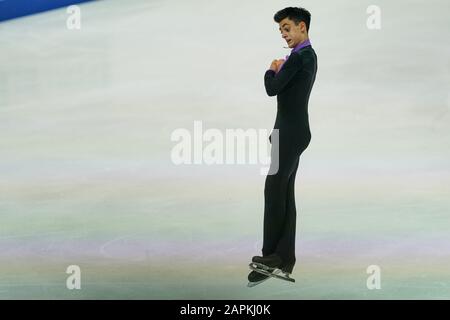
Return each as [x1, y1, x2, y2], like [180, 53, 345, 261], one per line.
[0, 0, 449, 299]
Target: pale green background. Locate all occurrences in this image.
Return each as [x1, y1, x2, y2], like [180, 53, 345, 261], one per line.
[0, 0, 449, 299]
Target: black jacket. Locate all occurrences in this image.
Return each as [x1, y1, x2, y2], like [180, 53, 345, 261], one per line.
[264, 45, 318, 140]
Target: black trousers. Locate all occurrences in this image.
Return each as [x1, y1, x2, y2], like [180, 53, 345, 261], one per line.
[262, 129, 310, 273]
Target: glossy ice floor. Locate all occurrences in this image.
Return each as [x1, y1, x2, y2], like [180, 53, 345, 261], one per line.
[1, 0, 449, 299]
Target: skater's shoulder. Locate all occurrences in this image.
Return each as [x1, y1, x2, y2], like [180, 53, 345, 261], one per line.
[293, 46, 316, 59]
[293, 47, 317, 67]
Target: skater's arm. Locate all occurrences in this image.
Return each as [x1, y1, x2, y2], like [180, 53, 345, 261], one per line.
[264, 53, 302, 97]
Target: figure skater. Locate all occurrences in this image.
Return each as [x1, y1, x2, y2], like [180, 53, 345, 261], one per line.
[248, 6, 318, 285]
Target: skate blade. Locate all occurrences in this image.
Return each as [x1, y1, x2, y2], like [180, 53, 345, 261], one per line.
[249, 263, 295, 283]
[250, 262, 276, 271]
[247, 269, 281, 288]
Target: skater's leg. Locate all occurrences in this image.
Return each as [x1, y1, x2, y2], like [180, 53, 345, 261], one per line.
[275, 156, 300, 273]
[261, 137, 299, 257]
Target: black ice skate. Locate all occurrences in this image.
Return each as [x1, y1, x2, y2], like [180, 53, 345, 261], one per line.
[248, 254, 295, 284]
[247, 268, 281, 287]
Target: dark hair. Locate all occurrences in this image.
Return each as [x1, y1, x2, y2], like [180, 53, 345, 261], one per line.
[274, 7, 311, 32]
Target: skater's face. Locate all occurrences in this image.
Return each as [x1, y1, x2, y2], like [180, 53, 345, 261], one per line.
[278, 17, 308, 48]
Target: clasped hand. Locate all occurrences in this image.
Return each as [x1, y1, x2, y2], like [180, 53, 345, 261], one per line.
[269, 59, 285, 72]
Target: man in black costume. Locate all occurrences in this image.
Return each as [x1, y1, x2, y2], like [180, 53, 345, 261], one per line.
[248, 6, 318, 285]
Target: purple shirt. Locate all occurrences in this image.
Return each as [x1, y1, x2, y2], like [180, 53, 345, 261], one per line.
[275, 38, 311, 73]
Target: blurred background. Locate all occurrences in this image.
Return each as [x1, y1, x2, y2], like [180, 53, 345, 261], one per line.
[0, 0, 449, 299]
